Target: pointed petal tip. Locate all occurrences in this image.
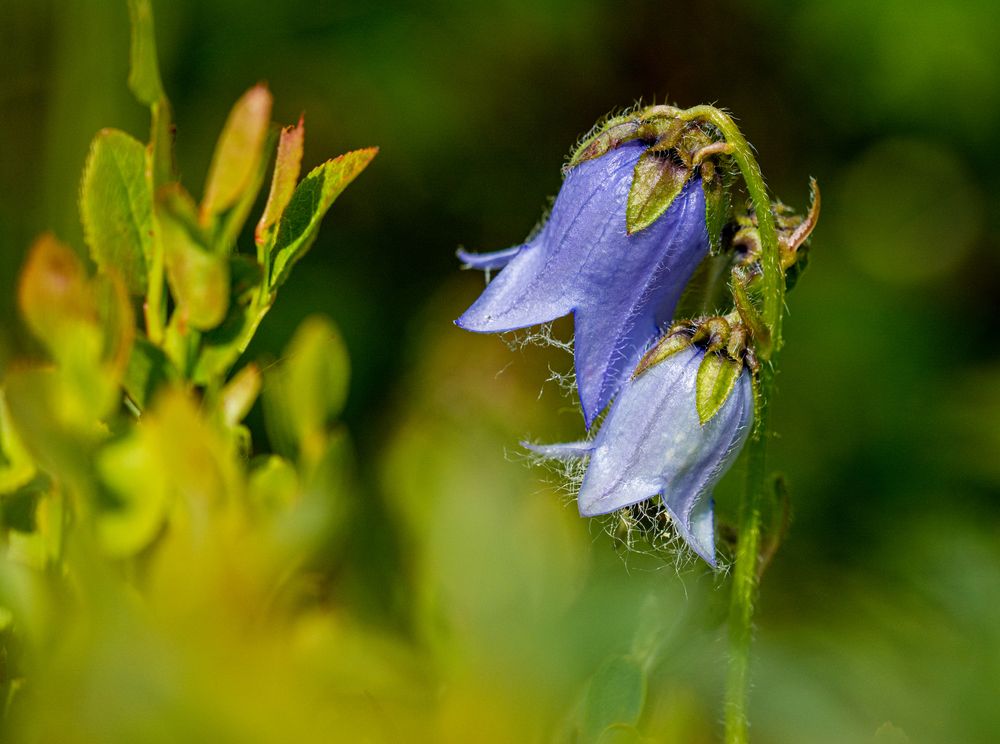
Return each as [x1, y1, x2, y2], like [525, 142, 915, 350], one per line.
[522, 440, 593, 461]
[456, 245, 523, 271]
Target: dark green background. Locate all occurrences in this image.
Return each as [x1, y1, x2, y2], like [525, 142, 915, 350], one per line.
[2, 1, 998, 741]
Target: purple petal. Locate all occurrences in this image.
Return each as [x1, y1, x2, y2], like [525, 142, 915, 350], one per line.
[521, 440, 593, 459]
[457, 245, 523, 271]
[528, 346, 754, 566]
[456, 140, 709, 426]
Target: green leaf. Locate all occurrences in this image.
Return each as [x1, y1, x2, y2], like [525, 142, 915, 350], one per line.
[200, 84, 273, 223]
[256, 117, 305, 251]
[696, 352, 743, 424]
[126, 0, 165, 105]
[216, 126, 276, 255]
[192, 255, 265, 385]
[80, 129, 153, 294]
[268, 147, 378, 290]
[158, 186, 230, 331]
[581, 655, 647, 742]
[626, 150, 691, 235]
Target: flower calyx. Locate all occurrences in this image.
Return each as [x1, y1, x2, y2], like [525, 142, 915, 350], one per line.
[634, 311, 756, 425]
[732, 178, 821, 286]
[566, 105, 736, 246]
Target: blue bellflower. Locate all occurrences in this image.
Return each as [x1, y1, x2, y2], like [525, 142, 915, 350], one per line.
[456, 140, 709, 427]
[525, 346, 754, 566]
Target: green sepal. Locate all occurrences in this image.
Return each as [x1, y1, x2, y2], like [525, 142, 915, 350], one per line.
[566, 105, 684, 172]
[696, 352, 743, 425]
[701, 159, 730, 254]
[731, 279, 772, 358]
[567, 117, 644, 172]
[80, 129, 153, 295]
[267, 147, 378, 291]
[634, 332, 693, 379]
[626, 151, 692, 235]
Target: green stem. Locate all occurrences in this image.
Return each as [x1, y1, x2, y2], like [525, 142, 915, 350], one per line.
[723, 364, 773, 744]
[144, 230, 166, 344]
[676, 106, 784, 744]
[679, 106, 783, 358]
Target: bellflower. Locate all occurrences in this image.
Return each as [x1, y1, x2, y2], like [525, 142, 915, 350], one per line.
[525, 345, 754, 566]
[455, 140, 709, 427]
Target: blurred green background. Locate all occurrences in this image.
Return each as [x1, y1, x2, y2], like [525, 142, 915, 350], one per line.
[2, 0, 999, 741]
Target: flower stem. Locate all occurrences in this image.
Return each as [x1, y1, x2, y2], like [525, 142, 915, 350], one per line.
[678, 105, 784, 744]
[724, 363, 772, 744]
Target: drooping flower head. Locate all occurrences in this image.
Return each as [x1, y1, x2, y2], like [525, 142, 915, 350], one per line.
[526, 344, 754, 566]
[456, 111, 731, 427]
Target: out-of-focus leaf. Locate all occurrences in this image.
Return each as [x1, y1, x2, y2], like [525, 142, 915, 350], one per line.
[126, 0, 164, 106]
[93, 273, 135, 380]
[256, 118, 305, 251]
[0, 390, 36, 496]
[159, 186, 230, 331]
[268, 148, 377, 290]
[96, 428, 169, 557]
[0, 474, 48, 532]
[695, 352, 742, 425]
[152, 389, 241, 510]
[18, 234, 101, 360]
[263, 316, 350, 461]
[581, 655, 647, 742]
[219, 363, 261, 428]
[80, 129, 152, 294]
[124, 336, 178, 410]
[200, 85, 273, 224]
[248, 455, 299, 516]
[3, 369, 104, 488]
[874, 722, 911, 744]
[596, 724, 646, 744]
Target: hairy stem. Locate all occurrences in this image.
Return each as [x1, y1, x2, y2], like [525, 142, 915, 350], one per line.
[724, 363, 773, 744]
[677, 106, 784, 743]
[679, 106, 783, 358]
